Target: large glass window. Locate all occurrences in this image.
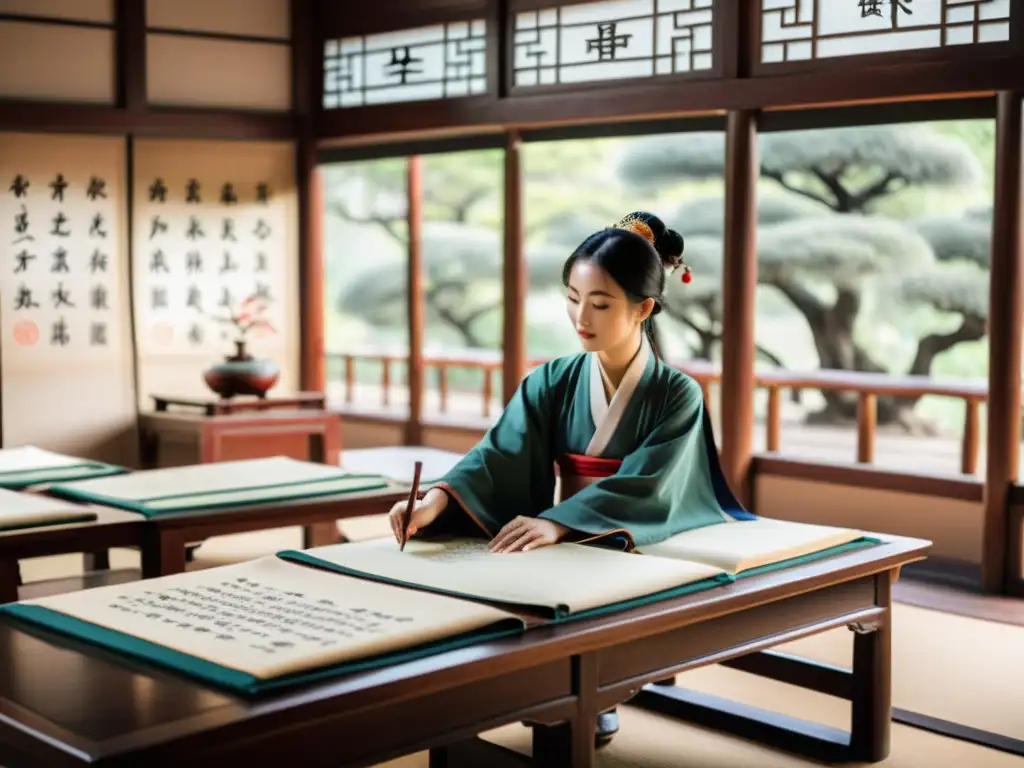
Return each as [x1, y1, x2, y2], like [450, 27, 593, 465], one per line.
[322, 157, 410, 415]
[750, 118, 995, 476]
[419, 150, 504, 422]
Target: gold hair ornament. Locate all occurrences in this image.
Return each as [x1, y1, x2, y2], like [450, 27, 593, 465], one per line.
[615, 213, 692, 284]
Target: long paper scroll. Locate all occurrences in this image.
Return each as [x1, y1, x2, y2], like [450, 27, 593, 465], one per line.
[0, 445, 126, 488]
[0, 133, 136, 457]
[46, 456, 390, 516]
[1, 556, 524, 694]
[0, 486, 96, 531]
[131, 139, 299, 404]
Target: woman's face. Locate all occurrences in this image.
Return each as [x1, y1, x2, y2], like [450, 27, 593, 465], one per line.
[565, 260, 653, 353]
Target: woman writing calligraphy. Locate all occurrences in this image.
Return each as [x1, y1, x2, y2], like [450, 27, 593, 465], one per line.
[387, 211, 751, 743]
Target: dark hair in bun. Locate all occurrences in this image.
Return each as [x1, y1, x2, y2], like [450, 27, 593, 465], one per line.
[561, 211, 686, 357]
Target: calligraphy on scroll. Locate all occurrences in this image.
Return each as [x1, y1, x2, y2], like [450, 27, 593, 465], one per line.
[1, 167, 121, 355]
[134, 175, 286, 353]
[107, 575, 415, 653]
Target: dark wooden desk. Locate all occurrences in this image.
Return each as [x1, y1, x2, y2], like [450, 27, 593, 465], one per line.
[151, 392, 326, 416]
[138, 486, 409, 578]
[0, 536, 929, 767]
[0, 507, 143, 604]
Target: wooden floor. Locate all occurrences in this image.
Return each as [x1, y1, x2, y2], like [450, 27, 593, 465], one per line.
[330, 381, 1002, 478]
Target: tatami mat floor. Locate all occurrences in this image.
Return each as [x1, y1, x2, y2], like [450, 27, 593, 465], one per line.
[17, 528, 1024, 768]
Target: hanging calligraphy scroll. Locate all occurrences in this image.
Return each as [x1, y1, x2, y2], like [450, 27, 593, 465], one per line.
[0, 133, 136, 455]
[512, 0, 715, 89]
[760, 0, 1012, 65]
[322, 19, 488, 108]
[131, 140, 298, 404]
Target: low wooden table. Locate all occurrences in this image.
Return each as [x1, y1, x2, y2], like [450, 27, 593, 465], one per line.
[151, 392, 326, 416]
[0, 536, 929, 767]
[138, 486, 409, 578]
[0, 506, 143, 604]
[139, 409, 342, 470]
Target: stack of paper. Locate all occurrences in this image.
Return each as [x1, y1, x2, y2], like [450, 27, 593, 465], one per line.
[0, 446, 126, 489]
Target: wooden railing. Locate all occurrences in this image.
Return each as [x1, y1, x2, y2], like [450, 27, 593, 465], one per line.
[327, 349, 988, 476]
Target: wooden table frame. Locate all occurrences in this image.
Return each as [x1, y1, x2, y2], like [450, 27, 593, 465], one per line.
[0, 536, 928, 768]
[0, 509, 143, 604]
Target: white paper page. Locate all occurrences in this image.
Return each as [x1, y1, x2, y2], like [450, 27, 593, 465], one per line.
[299, 537, 726, 614]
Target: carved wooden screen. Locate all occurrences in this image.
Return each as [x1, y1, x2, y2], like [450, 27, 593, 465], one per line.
[509, 0, 718, 93]
[757, 0, 1014, 72]
[319, 2, 494, 111]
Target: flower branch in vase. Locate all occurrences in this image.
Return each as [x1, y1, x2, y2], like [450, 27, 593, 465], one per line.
[199, 294, 282, 399]
[205, 295, 278, 361]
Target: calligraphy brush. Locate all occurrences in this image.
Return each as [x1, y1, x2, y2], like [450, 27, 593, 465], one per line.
[400, 460, 424, 552]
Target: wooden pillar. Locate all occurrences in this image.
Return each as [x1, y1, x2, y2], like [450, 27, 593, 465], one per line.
[114, 0, 146, 111]
[298, 155, 325, 392]
[719, 110, 759, 509]
[981, 91, 1024, 593]
[293, 0, 325, 393]
[406, 156, 425, 445]
[502, 131, 527, 405]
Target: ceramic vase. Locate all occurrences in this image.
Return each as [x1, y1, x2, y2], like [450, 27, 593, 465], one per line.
[203, 340, 280, 399]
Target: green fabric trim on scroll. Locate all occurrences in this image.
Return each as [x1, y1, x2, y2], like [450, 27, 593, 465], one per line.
[47, 474, 391, 518]
[0, 463, 127, 490]
[0, 514, 98, 533]
[0, 603, 526, 697]
[276, 550, 734, 622]
[734, 537, 882, 579]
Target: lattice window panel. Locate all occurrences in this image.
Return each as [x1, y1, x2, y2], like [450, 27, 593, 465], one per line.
[513, 0, 715, 89]
[323, 20, 487, 109]
[761, 0, 1011, 64]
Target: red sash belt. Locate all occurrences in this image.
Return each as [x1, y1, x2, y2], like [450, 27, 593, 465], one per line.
[556, 453, 621, 478]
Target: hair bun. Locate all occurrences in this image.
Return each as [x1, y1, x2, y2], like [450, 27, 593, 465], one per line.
[615, 211, 685, 270]
[654, 228, 685, 270]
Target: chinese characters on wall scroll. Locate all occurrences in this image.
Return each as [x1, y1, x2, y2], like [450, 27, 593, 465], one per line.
[761, 0, 1011, 63]
[1, 170, 121, 357]
[134, 177, 286, 355]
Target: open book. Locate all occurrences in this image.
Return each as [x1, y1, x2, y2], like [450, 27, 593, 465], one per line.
[636, 517, 874, 575]
[0, 487, 98, 531]
[46, 456, 392, 517]
[0, 556, 524, 696]
[278, 517, 877, 618]
[280, 538, 732, 620]
[0, 446, 127, 489]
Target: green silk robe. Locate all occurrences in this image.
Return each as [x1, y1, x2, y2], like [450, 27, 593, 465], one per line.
[424, 339, 754, 550]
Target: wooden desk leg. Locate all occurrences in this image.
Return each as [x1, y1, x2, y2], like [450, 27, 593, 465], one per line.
[140, 530, 188, 579]
[850, 573, 892, 762]
[0, 557, 20, 604]
[83, 550, 110, 572]
[303, 522, 341, 548]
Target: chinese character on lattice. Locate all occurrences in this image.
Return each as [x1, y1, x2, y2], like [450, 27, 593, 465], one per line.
[385, 47, 423, 84]
[586, 22, 631, 62]
[859, 0, 912, 23]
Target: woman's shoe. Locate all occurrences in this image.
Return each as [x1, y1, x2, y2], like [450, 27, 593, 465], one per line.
[595, 708, 619, 746]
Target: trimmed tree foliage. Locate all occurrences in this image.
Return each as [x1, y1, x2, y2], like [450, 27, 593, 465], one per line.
[617, 125, 989, 427]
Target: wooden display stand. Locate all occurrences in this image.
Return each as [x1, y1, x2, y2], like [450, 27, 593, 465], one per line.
[151, 392, 326, 416]
[140, 393, 339, 469]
